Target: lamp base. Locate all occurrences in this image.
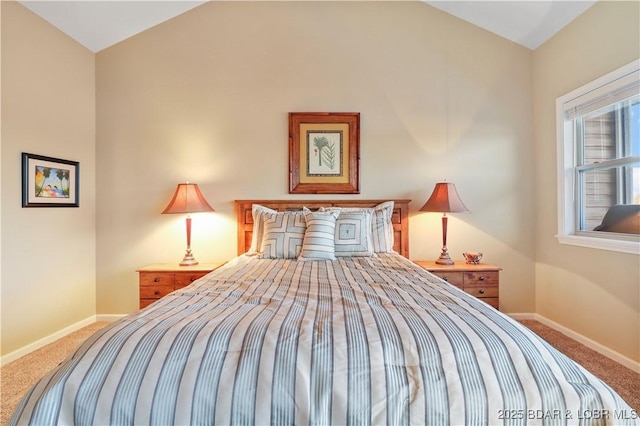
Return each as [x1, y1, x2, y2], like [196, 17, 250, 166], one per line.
[435, 247, 454, 265]
[179, 248, 199, 266]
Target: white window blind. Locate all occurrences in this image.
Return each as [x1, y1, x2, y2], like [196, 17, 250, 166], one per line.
[563, 72, 639, 119]
[556, 59, 640, 254]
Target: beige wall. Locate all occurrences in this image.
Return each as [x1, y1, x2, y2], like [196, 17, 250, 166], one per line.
[1, 2, 96, 355]
[533, 1, 640, 362]
[9, 1, 636, 366]
[95, 1, 535, 315]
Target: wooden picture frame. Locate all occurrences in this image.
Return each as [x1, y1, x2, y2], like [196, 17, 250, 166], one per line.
[22, 153, 79, 207]
[289, 112, 360, 194]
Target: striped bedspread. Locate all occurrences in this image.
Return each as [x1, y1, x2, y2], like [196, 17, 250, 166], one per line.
[10, 254, 637, 425]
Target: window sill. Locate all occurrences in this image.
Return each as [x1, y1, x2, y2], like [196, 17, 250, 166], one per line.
[557, 234, 640, 255]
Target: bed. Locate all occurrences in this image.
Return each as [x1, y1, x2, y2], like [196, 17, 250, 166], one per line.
[9, 199, 637, 425]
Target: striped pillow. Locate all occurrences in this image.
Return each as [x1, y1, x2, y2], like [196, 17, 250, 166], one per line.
[259, 211, 306, 259]
[334, 210, 374, 257]
[371, 201, 395, 253]
[247, 204, 277, 255]
[298, 209, 339, 261]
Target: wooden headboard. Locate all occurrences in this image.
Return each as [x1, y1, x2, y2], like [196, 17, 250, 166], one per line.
[234, 199, 411, 258]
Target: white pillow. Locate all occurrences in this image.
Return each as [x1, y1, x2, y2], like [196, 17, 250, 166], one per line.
[298, 209, 339, 261]
[259, 211, 306, 259]
[322, 201, 394, 253]
[333, 210, 374, 257]
[247, 204, 277, 255]
[371, 201, 395, 253]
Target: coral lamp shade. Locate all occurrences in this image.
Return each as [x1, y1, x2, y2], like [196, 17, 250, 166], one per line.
[162, 183, 214, 214]
[419, 182, 469, 213]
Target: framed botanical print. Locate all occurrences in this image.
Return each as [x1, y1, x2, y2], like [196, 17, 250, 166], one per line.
[22, 153, 79, 207]
[289, 112, 360, 194]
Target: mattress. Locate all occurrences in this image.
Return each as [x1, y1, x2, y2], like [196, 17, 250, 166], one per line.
[9, 254, 637, 425]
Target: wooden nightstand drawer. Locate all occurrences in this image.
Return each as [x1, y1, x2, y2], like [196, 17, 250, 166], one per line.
[139, 284, 175, 300]
[464, 286, 499, 298]
[174, 272, 210, 288]
[413, 260, 501, 310]
[429, 271, 464, 288]
[464, 271, 499, 286]
[137, 262, 225, 309]
[139, 273, 174, 287]
[481, 297, 499, 309]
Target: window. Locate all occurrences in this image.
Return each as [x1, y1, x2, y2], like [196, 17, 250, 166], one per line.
[557, 60, 640, 254]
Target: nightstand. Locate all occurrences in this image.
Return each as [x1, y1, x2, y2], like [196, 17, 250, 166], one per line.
[414, 260, 501, 309]
[137, 262, 225, 309]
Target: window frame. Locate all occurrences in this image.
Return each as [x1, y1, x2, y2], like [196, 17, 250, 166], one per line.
[556, 60, 640, 255]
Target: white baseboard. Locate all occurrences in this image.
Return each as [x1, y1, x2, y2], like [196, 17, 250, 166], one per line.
[96, 314, 126, 322]
[0, 314, 125, 367]
[508, 313, 538, 320]
[508, 312, 640, 373]
[1, 315, 97, 366]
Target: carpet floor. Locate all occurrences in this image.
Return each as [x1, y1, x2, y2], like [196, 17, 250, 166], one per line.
[519, 320, 639, 413]
[1, 322, 109, 425]
[1, 320, 638, 424]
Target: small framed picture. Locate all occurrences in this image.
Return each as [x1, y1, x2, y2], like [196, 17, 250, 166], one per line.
[22, 153, 79, 207]
[289, 112, 360, 194]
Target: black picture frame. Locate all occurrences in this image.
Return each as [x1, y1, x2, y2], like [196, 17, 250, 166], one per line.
[22, 153, 80, 207]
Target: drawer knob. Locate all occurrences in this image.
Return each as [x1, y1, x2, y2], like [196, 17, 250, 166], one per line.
[154, 277, 160, 283]
[154, 290, 160, 295]
[443, 276, 449, 282]
[479, 276, 485, 281]
[479, 288, 485, 294]
[190, 277, 196, 282]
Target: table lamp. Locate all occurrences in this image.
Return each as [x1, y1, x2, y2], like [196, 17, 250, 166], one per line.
[162, 182, 214, 266]
[420, 181, 468, 265]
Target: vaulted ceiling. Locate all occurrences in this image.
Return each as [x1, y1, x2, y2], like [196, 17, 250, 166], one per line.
[18, 0, 596, 53]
